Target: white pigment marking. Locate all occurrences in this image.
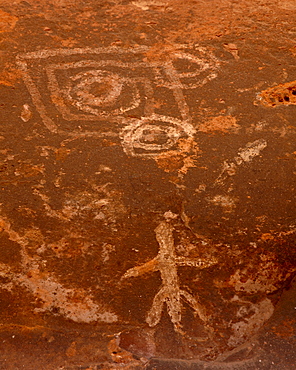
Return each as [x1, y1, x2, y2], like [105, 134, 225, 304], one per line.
[121, 215, 217, 332]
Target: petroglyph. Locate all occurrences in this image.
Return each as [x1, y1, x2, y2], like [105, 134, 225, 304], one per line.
[207, 194, 237, 212]
[16, 46, 219, 156]
[121, 114, 195, 157]
[101, 243, 116, 263]
[132, 0, 168, 11]
[121, 213, 218, 332]
[1, 263, 118, 323]
[237, 139, 268, 163]
[215, 139, 267, 185]
[33, 181, 126, 227]
[228, 297, 274, 347]
[0, 216, 118, 323]
[228, 253, 296, 294]
[20, 103, 32, 122]
[279, 0, 296, 10]
[166, 47, 219, 89]
[223, 43, 240, 61]
[46, 60, 143, 120]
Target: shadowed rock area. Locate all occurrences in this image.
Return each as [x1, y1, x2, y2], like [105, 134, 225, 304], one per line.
[0, 0, 295, 369]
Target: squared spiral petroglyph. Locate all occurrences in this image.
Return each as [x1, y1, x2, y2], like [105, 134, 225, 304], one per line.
[17, 46, 219, 156]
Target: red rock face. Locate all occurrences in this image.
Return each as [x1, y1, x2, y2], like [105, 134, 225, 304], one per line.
[0, 1, 296, 369]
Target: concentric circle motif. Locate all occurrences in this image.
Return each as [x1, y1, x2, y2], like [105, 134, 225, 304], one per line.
[121, 115, 196, 157]
[65, 69, 140, 115]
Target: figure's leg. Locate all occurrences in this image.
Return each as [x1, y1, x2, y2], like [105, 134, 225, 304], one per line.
[181, 290, 214, 338]
[166, 290, 182, 327]
[180, 289, 207, 322]
[166, 290, 184, 334]
[146, 286, 166, 327]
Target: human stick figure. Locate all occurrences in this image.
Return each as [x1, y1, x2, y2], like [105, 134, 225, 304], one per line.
[121, 213, 218, 333]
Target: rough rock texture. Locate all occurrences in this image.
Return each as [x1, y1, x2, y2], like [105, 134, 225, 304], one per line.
[0, 0, 295, 369]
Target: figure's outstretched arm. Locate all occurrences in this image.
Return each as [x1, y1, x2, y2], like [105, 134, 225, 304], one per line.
[121, 257, 158, 281]
[176, 256, 217, 268]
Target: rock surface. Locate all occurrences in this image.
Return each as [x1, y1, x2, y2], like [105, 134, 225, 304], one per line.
[0, 0, 295, 368]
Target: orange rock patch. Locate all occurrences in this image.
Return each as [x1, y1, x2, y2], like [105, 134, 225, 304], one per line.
[198, 115, 239, 134]
[0, 10, 18, 33]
